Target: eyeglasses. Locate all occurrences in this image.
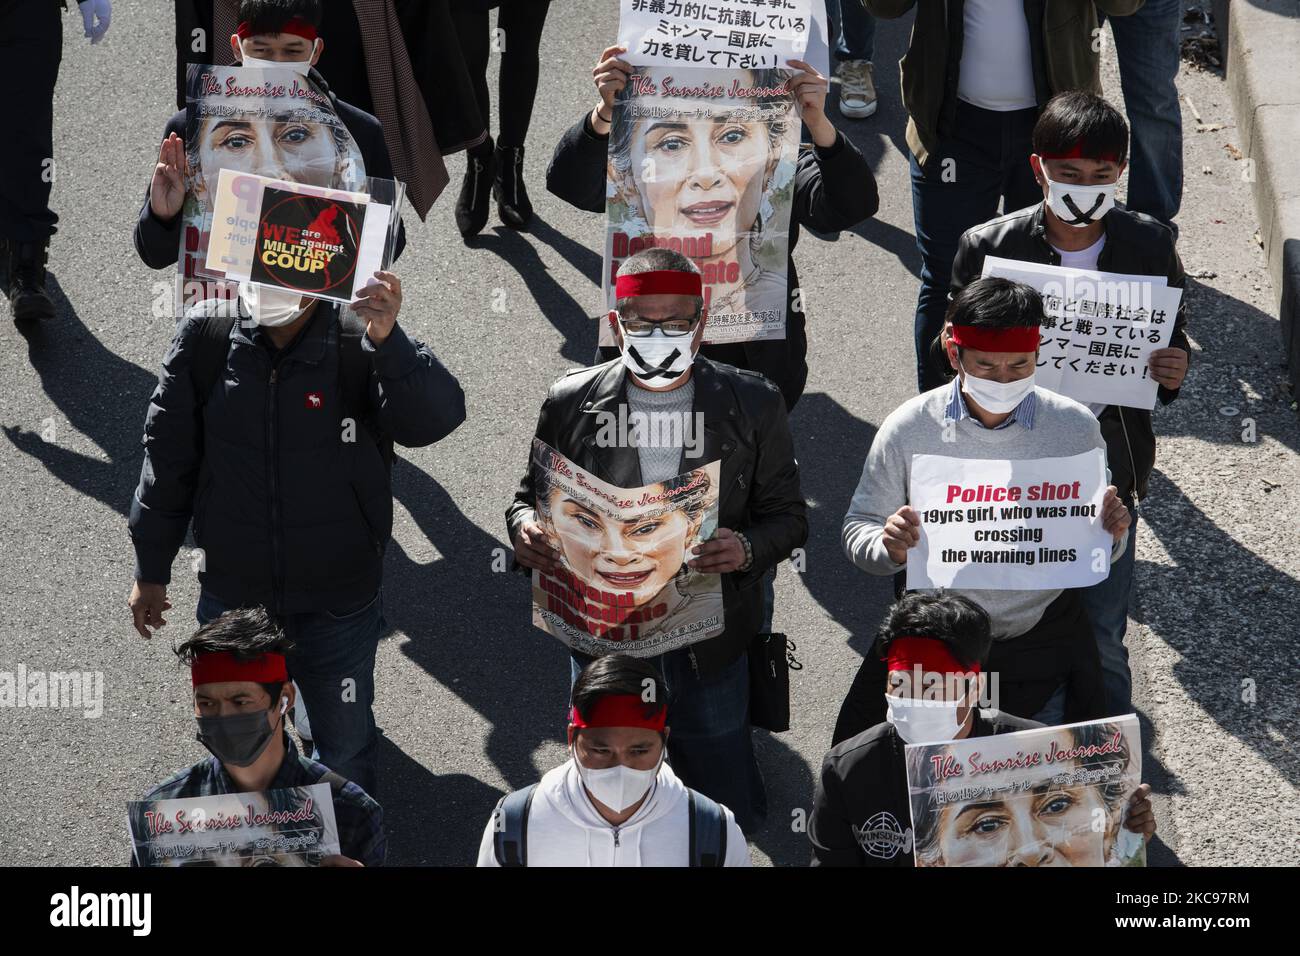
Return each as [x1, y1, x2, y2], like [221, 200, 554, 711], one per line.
[617, 311, 702, 337]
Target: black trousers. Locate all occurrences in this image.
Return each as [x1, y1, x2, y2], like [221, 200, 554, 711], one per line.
[0, 0, 62, 242]
[451, 0, 551, 152]
[831, 589, 1106, 746]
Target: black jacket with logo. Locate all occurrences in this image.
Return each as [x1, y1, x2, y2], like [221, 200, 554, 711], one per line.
[809, 710, 1040, 866]
[129, 300, 465, 615]
[948, 202, 1190, 506]
[506, 357, 808, 677]
[545, 113, 879, 411]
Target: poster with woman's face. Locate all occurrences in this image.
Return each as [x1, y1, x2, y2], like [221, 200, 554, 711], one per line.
[603, 66, 799, 345]
[175, 64, 366, 315]
[128, 783, 340, 867]
[905, 716, 1146, 867]
[529, 439, 724, 657]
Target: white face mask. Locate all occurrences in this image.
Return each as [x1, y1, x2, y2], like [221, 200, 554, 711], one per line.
[619, 326, 696, 385]
[240, 281, 309, 327]
[573, 744, 662, 813]
[958, 356, 1035, 414]
[239, 38, 318, 76]
[1042, 170, 1116, 228]
[884, 685, 972, 745]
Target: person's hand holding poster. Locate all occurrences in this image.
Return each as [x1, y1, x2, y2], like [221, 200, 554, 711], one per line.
[603, 64, 801, 344]
[128, 784, 340, 867]
[905, 716, 1147, 867]
[529, 439, 725, 657]
[203, 168, 392, 305]
[906, 450, 1114, 591]
[618, 0, 830, 76]
[980, 257, 1181, 410]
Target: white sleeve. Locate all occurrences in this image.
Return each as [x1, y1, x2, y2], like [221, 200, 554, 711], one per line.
[723, 809, 752, 867]
[475, 813, 501, 867]
[842, 413, 909, 575]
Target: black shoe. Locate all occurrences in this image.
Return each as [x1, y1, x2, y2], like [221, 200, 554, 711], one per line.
[493, 145, 533, 230]
[454, 147, 496, 239]
[9, 241, 55, 323]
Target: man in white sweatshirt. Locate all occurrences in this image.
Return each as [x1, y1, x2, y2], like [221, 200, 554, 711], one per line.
[838, 278, 1131, 738]
[476, 655, 750, 867]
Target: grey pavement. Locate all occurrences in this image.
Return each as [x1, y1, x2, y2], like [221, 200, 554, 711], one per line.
[0, 1, 1295, 866]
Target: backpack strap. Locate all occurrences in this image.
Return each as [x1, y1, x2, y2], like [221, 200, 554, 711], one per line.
[492, 784, 538, 868]
[316, 769, 349, 794]
[189, 313, 237, 406]
[336, 310, 395, 472]
[687, 788, 727, 868]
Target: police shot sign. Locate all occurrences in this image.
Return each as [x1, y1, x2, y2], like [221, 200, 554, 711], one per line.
[981, 257, 1181, 410]
[906, 450, 1114, 591]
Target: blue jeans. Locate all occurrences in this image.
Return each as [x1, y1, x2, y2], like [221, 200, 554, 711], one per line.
[1107, 0, 1183, 227]
[570, 646, 766, 835]
[197, 590, 386, 797]
[911, 100, 1042, 390]
[1080, 507, 1138, 714]
[826, 0, 876, 62]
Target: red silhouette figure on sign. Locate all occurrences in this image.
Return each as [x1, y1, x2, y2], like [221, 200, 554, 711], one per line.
[306, 204, 342, 246]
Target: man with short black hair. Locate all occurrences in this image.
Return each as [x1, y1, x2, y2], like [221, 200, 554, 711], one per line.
[810, 594, 1156, 867]
[840, 278, 1131, 735]
[508, 247, 807, 835]
[477, 654, 749, 867]
[948, 91, 1189, 715]
[135, 607, 385, 867]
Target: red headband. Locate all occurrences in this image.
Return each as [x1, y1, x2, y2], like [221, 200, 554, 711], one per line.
[1038, 142, 1123, 163]
[191, 651, 288, 687]
[950, 324, 1041, 353]
[886, 637, 980, 675]
[570, 695, 668, 732]
[235, 17, 319, 42]
[614, 270, 703, 299]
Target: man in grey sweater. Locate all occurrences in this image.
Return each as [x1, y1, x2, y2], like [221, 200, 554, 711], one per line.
[839, 279, 1131, 734]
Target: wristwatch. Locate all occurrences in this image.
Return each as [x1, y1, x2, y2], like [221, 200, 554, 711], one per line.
[734, 530, 754, 572]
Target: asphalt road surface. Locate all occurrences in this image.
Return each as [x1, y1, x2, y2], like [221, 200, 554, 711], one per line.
[1, 1, 1296, 866]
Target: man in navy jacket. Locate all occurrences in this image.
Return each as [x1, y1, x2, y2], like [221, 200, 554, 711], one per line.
[127, 269, 464, 797]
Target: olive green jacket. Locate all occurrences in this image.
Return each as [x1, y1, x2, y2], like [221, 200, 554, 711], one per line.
[862, 0, 1145, 166]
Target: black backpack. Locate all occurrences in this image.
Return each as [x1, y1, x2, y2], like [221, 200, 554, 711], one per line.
[187, 308, 394, 471]
[491, 783, 728, 867]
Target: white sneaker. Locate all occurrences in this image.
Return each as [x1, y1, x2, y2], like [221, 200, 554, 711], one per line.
[836, 60, 877, 119]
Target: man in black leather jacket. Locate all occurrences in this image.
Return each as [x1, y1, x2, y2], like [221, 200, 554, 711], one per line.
[507, 249, 807, 834]
[945, 92, 1190, 716]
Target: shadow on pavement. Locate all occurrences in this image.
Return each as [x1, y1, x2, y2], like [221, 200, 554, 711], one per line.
[3, 274, 156, 519]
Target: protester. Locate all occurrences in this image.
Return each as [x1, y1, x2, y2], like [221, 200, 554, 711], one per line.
[862, 0, 1144, 391]
[547, 42, 879, 411]
[827, 0, 878, 119]
[810, 594, 1157, 866]
[138, 0, 405, 272]
[135, 607, 385, 867]
[1105, 1, 1183, 228]
[1, 0, 109, 323]
[450, 0, 553, 237]
[477, 654, 749, 866]
[507, 248, 807, 834]
[946, 93, 1189, 714]
[126, 264, 465, 797]
[839, 278, 1130, 736]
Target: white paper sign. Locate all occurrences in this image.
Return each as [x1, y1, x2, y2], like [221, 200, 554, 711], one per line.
[980, 257, 1181, 410]
[618, 0, 829, 77]
[906, 450, 1114, 591]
